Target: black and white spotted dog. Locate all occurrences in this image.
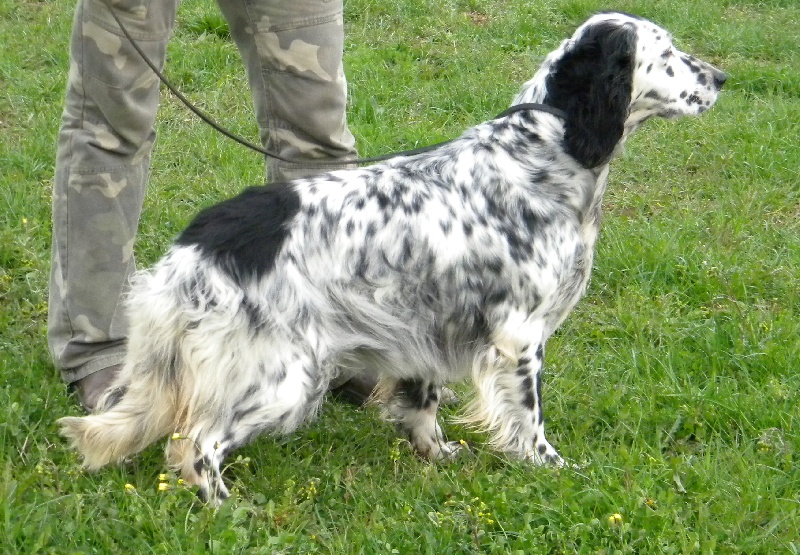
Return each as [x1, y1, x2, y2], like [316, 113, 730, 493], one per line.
[60, 12, 725, 504]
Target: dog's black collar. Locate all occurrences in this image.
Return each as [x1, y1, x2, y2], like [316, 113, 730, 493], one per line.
[345, 104, 567, 164]
[346, 104, 567, 164]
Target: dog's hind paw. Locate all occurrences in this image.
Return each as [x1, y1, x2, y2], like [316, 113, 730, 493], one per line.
[525, 440, 564, 467]
[438, 440, 468, 461]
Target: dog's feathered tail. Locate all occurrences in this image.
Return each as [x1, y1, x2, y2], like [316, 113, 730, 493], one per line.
[58, 258, 193, 469]
[58, 375, 178, 469]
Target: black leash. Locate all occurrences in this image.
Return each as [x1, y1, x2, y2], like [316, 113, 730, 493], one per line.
[107, 5, 565, 166]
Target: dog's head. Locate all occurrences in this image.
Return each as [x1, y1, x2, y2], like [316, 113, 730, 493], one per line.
[535, 12, 725, 168]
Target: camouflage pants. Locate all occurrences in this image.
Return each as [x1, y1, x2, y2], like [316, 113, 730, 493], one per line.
[49, 0, 357, 383]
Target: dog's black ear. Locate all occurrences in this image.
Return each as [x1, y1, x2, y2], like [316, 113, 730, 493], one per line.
[545, 21, 635, 168]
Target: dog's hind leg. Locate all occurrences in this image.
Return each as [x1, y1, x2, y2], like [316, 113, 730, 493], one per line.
[165, 424, 233, 505]
[384, 378, 462, 460]
[166, 351, 328, 505]
[470, 317, 564, 466]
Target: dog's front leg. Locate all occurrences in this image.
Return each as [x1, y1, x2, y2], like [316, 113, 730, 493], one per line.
[384, 378, 462, 460]
[471, 317, 564, 466]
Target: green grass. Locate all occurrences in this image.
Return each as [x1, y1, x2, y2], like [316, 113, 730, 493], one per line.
[1, 0, 798, 552]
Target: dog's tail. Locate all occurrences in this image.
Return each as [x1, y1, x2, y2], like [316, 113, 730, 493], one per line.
[58, 263, 188, 469]
[58, 375, 178, 469]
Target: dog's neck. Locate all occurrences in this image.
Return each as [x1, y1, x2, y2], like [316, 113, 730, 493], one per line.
[512, 59, 554, 106]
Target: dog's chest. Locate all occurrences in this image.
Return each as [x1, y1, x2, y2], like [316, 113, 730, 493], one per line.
[532, 178, 605, 333]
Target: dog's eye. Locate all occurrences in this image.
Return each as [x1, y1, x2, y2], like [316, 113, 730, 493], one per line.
[661, 48, 674, 59]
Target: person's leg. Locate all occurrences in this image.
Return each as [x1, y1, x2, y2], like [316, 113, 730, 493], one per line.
[48, 0, 178, 408]
[216, 0, 357, 182]
[216, 0, 378, 401]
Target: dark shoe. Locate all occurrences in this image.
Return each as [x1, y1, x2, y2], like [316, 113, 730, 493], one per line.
[73, 365, 121, 412]
[330, 373, 379, 406]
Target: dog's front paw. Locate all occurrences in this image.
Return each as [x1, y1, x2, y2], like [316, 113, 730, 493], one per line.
[525, 440, 564, 467]
[410, 435, 467, 462]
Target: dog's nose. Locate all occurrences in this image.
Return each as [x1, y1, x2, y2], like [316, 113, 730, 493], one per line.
[712, 69, 727, 90]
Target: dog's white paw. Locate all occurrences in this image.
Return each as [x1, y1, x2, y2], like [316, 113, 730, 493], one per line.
[438, 440, 468, 461]
[410, 435, 467, 462]
[525, 440, 564, 467]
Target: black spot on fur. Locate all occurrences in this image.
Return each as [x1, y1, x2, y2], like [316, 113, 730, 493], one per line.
[544, 20, 636, 168]
[440, 219, 452, 235]
[232, 404, 260, 424]
[521, 376, 535, 409]
[463, 307, 491, 346]
[485, 257, 504, 275]
[506, 232, 533, 262]
[426, 383, 439, 407]
[396, 379, 437, 410]
[376, 191, 391, 210]
[536, 375, 543, 423]
[401, 237, 413, 263]
[409, 194, 425, 214]
[241, 297, 264, 330]
[543, 453, 560, 464]
[681, 56, 701, 73]
[485, 287, 509, 306]
[176, 183, 301, 282]
[463, 221, 474, 237]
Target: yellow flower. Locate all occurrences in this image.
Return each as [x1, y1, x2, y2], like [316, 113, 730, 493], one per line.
[159, 473, 168, 481]
[158, 482, 171, 492]
[171, 433, 183, 440]
[124, 483, 136, 493]
[22, 218, 28, 225]
[608, 513, 623, 526]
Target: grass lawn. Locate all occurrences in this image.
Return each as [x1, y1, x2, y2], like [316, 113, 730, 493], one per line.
[1, 0, 798, 552]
